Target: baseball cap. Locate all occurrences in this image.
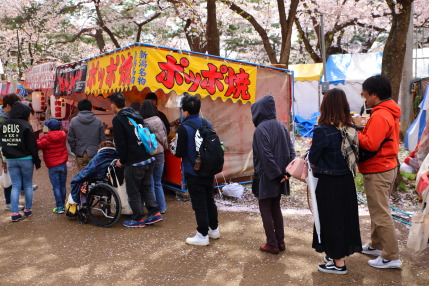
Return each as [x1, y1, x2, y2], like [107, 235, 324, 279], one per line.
[44, 119, 61, 131]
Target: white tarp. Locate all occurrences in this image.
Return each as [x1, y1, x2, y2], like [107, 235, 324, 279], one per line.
[294, 81, 320, 119]
[289, 63, 323, 119]
[414, 48, 429, 78]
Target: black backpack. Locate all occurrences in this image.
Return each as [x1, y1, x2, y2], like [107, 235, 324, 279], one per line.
[182, 118, 224, 177]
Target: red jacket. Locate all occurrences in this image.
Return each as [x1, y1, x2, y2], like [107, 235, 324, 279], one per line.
[358, 99, 400, 174]
[37, 130, 68, 168]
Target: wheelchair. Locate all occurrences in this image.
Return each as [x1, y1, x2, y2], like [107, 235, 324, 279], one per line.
[75, 161, 122, 227]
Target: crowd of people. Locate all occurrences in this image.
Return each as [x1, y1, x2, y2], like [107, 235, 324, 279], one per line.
[0, 75, 403, 275]
[250, 74, 402, 275]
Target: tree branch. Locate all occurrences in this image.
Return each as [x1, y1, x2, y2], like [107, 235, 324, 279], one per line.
[135, 12, 161, 42]
[55, 27, 96, 44]
[220, 0, 277, 63]
[294, 17, 321, 63]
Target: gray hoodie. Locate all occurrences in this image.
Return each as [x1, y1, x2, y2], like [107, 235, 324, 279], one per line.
[67, 110, 106, 157]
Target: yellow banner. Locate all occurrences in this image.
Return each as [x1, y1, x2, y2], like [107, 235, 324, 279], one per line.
[85, 46, 138, 94]
[86, 46, 257, 104]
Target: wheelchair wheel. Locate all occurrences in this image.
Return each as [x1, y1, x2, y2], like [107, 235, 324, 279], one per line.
[86, 183, 121, 227]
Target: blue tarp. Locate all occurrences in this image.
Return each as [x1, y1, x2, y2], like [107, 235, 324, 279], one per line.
[294, 113, 319, 137]
[405, 84, 429, 150]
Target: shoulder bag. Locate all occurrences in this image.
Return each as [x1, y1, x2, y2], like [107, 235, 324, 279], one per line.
[286, 153, 308, 182]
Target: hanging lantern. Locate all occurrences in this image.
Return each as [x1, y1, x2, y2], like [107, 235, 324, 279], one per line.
[32, 91, 46, 112]
[50, 95, 66, 119]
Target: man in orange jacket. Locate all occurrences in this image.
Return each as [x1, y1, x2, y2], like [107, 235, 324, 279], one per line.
[358, 75, 401, 269]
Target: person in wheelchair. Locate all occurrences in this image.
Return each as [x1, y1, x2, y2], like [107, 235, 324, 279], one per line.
[66, 140, 119, 211]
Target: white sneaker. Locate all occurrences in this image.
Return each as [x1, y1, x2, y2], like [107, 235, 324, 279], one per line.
[362, 244, 382, 256]
[5, 204, 24, 211]
[186, 231, 209, 246]
[208, 227, 220, 239]
[368, 256, 402, 269]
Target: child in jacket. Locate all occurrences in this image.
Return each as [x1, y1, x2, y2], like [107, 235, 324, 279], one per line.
[37, 119, 68, 213]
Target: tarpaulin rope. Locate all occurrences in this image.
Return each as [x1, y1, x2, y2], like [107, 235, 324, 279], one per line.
[356, 193, 412, 226]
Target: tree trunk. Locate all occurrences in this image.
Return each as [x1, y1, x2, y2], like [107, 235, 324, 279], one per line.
[399, 3, 414, 136]
[93, 0, 120, 49]
[16, 30, 23, 79]
[206, 0, 220, 56]
[184, 18, 206, 53]
[381, 0, 413, 103]
[95, 28, 106, 53]
[278, 0, 299, 66]
[382, 0, 413, 194]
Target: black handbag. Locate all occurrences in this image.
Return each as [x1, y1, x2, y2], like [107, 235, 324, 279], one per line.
[358, 138, 393, 163]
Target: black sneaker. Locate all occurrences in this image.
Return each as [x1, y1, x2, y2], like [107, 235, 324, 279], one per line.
[324, 256, 333, 264]
[317, 262, 348, 275]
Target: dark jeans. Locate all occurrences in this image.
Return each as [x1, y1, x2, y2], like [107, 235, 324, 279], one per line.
[124, 163, 158, 221]
[186, 174, 218, 236]
[4, 185, 12, 204]
[258, 195, 284, 249]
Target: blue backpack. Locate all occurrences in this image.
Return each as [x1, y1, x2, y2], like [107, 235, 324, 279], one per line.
[127, 117, 157, 155]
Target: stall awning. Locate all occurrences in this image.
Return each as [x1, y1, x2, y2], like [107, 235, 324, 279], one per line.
[80, 43, 291, 105]
[288, 63, 323, 82]
[24, 62, 57, 90]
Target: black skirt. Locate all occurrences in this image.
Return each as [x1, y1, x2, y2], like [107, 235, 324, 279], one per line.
[312, 173, 362, 259]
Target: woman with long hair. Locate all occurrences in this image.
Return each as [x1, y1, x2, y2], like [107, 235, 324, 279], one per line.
[1, 102, 41, 221]
[140, 100, 168, 213]
[309, 88, 362, 274]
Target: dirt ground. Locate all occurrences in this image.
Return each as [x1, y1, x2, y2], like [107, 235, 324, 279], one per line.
[1, 156, 428, 286]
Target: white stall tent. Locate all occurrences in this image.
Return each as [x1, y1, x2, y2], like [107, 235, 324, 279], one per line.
[290, 53, 382, 119]
[323, 52, 383, 113]
[289, 63, 323, 119]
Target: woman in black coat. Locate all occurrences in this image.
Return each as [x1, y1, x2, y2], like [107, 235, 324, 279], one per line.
[251, 95, 295, 254]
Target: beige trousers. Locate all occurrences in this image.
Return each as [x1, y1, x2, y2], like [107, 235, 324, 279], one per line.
[75, 152, 92, 171]
[363, 167, 399, 260]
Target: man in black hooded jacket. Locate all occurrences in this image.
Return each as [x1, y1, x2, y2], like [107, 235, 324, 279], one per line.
[109, 92, 162, 228]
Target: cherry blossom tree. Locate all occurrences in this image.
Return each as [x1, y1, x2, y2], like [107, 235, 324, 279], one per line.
[1, 0, 429, 81]
[219, 0, 299, 66]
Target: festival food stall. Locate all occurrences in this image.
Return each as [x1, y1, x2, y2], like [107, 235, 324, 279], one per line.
[55, 43, 293, 193]
[24, 62, 57, 115]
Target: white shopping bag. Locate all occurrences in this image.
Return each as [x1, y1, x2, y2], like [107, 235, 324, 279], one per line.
[108, 162, 133, 215]
[0, 170, 12, 189]
[222, 183, 245, 198]
[114, 181, 133, 215]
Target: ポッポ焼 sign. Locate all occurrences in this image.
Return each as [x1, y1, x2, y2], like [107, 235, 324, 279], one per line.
[85, 46, 257, 104]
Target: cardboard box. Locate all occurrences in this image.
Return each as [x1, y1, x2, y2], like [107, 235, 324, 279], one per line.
[353, 115, 368, 126]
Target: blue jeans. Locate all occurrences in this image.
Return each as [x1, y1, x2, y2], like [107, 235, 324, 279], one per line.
[151, 162, 166, 212]
[48, 163, 67, 208]
[7, 159, 34, 213]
